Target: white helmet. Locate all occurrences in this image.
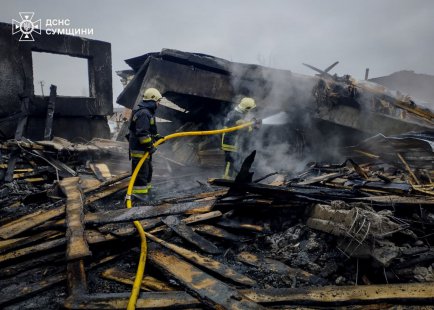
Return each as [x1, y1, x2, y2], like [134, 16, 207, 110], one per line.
[237, 97, 256, 112]
[143, 88, 162, 101]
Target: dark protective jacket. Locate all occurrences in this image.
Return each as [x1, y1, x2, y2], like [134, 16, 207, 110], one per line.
[129, 100, 158, 157]
[221, 108, 250, 152]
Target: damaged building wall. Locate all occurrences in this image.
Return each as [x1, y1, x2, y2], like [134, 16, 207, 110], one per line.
[116, 49, 434, 169]
[0, 22, 112, 141]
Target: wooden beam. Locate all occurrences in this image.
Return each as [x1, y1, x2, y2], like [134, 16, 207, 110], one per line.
[0, 251, 63, 278]
[237, 251, 326, 285]
[60, 177, 91, 261]
[241, 283, 434, 305]
[64, 292, 200, 309]
[149, 211, 222, 234]
[145, 232, 256, 286]
[217, 217, 264, 232]
[161, 215, 221, 254]
[0, 231, 115, 265]
[89, 163, 112, 181]
[0, 205, 64, 240]
[0, 230, 60, 254]
[101, 267, 175, 291]
[0, 237, 66, 264]
[67, 260, 88, 297]
[0, 273, 66, 307]
[194, 224, 242, 242]
[148, 249, 264, 309]
[85, 199, 216, 225]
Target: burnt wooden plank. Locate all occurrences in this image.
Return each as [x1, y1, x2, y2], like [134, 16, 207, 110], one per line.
[0, 178, 129, 239]
[60, 177, 91, 261]
[102, 211, 222, 238]
[194, 224, 242, 242]
[210, 178, 363, 200]
[183, 210, 222, 224]
[162, 189, 227, 204]
[217, 217, 264, 232]
[237, 251, 326, 285]
[85, 229, 117, 244]
[149, 211, 222, 234]
[85, 198, 216, 225]
[0, 204, 64, 239]
[0, 231, 115, 265]
[0, 251, 63, 278]
[67, 260, 88, 297]
[241, 284, 434, 305]
[89, 163, 112, 181]
[162, 215, 221, 254]
[0, 237, 66, 264]
[101, 267, 176, 291]
[298, 172, 342, 185]
[148, 248, 264, 310]
[64, 292, 201, 309]
[353, 195, 434, 206]
[0, 273, 66, 307]
[0, 230, 61, 254]
[99, 218, 162, 237]
[145, 232, 256, 286]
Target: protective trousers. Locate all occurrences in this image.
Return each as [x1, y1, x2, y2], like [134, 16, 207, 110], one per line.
[131, 155, 152, 194]
[223, 151, 241, 179]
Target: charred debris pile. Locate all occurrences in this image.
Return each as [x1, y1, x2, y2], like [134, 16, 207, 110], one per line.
[1, 129, 434, 309]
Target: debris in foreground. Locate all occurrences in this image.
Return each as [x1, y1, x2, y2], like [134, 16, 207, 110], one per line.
[0, 132, 433, 309]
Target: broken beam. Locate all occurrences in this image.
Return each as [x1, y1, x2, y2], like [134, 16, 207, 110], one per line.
[145, 232, 256, 286]
[148, 248, 264, 309]
[85, 198, 216, 225]
[161, 215, 221, 254]
[60, 177, 91, 261]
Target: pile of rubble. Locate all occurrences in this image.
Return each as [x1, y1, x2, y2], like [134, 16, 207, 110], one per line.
[0, 131, 434, 309]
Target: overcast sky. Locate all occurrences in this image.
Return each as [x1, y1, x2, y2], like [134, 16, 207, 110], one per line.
[2, 0, 434, 103]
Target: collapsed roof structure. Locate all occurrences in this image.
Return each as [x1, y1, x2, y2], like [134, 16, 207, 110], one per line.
[116, 49, 433, 142]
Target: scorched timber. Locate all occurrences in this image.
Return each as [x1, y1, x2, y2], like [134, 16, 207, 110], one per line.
[84, 199, 216, 225]
[148, 248, 264, 310]
[210, 178, 363, 201]
[0, 174, 130, 239]
[60, 177, 91, 260]
[145, 232, 256, 286]
[161, 215, 221, 254]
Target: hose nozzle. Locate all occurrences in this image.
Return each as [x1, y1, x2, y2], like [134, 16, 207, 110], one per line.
[252, 118, 262, 127]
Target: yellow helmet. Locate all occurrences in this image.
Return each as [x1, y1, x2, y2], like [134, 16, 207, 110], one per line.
[143, 88, 162, 101]
[238, 97, 256, 112]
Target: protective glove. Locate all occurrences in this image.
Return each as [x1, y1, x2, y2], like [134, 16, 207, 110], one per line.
[154, 134, 165, 143]
[252, 118, 262, 129]
[145, 145, 157, 155]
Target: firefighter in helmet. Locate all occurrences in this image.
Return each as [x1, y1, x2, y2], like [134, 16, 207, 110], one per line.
[128, 88, 164, 198]
[221, 97, 256, 179]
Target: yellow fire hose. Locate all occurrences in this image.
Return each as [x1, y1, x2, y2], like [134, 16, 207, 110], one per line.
[125, 121, 255, 310]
